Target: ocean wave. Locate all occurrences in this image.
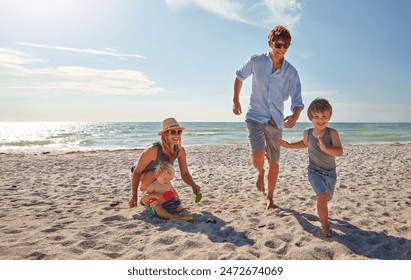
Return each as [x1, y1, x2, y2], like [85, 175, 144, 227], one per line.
[186, 131, 222, 136]
[2, 140, 54, 147]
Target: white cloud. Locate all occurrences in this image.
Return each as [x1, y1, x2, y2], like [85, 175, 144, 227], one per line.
[166, 0, 302, 28]
[193, 0, 249, 23]
[262, 0, 302, 27]
[17, 42, 146, 59]
[0, 48, 45, 65]
[0, 48, 164, 97]
[167, 0, 249, 23]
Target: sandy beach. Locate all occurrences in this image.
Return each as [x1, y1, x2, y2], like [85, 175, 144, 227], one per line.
[0, 144, 410, 260]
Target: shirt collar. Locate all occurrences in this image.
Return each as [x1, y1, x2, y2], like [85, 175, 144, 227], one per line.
[265, 52, 289, 73]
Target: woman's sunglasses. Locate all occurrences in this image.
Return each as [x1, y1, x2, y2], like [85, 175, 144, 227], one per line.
[169, 129, 183, 135]
[272, 42, 290, 49]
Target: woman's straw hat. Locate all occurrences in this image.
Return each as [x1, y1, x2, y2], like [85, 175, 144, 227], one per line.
[158, 117, 185, 135]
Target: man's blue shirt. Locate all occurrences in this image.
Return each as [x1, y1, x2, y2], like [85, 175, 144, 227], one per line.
[236, 53, 303, 129]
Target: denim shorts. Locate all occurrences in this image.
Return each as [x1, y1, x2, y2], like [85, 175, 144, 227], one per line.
[149, 199, 181, 217]
[246, 119, 282, 163]
[308, 167, 337, 200]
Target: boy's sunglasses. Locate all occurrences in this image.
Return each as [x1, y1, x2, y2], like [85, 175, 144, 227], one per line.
[272, 42, 290, 49]
[169, 129, 183, 135]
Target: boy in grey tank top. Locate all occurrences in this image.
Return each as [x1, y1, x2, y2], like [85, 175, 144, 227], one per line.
[279, 98, 343, 237]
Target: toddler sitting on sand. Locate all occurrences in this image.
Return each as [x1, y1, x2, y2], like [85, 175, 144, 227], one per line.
[141, 161, 186, 220]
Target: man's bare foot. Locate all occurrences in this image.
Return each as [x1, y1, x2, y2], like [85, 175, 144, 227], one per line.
[321, 227, 332, 237]
[256, 172, 265, 192]
[265, 198, 273, 210]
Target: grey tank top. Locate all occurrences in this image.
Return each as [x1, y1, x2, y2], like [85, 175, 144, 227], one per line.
[308, 128, 336, 171]
[142, 142, 178, 173]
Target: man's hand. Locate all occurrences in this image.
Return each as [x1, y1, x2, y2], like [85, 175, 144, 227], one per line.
[233, 102, 242, 115]
[284, 106, 303, 128]
[283, 115, 297, 128]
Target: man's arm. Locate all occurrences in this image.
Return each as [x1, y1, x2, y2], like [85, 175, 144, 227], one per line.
[233, 78, 243, 115]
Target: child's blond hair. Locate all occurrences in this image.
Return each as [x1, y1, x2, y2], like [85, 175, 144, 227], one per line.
[154, 161, 175, 177]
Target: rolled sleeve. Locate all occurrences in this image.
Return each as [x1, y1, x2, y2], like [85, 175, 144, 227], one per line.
[235, 56, 255, 81]
[289, 71, 304, 111]
[236, 72, 247, 81]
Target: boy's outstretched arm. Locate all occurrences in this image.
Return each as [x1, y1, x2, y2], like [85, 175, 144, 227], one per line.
[278, 139, 307, 149]
[278, 130, 308, 149]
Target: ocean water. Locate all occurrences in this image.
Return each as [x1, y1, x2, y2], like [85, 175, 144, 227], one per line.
[1, 122, 410, 153]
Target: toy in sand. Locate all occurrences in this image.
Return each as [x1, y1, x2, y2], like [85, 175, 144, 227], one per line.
[195, 193, 202, 203]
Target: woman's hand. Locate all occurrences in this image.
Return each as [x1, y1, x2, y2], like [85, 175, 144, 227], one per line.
[129, 196, 138, 208]
[192, 184, 201, 195]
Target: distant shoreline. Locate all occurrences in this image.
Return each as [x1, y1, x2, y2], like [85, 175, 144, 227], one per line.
[1, 142, 411, 156]
[2, 122, 411, 154]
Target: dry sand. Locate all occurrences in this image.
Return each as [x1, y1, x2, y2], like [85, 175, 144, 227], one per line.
[0, 144, 410, 260]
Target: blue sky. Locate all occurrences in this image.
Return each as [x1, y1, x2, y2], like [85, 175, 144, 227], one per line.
[0, 0, 410, 122]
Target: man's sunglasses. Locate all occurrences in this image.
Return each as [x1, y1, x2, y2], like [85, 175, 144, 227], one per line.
[272, 42, 290, 49]
[169, 130, 183, 135]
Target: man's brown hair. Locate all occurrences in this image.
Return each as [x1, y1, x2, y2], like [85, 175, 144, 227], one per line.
[268, 25, 292, 43]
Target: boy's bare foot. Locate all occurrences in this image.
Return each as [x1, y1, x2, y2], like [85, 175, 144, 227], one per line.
[265, 198, 273, 210]
[256, 172, 265, 192]
[321, 227, 332, 237]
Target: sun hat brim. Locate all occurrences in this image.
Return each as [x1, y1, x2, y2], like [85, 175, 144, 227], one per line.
[157, 125, 185, 135]
[157, 118, 185, 135]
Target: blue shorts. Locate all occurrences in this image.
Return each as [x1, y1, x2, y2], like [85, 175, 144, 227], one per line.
[308, 167, 337, 200]
[149, 199, 181, 217]
[246, 119, 282, 163]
